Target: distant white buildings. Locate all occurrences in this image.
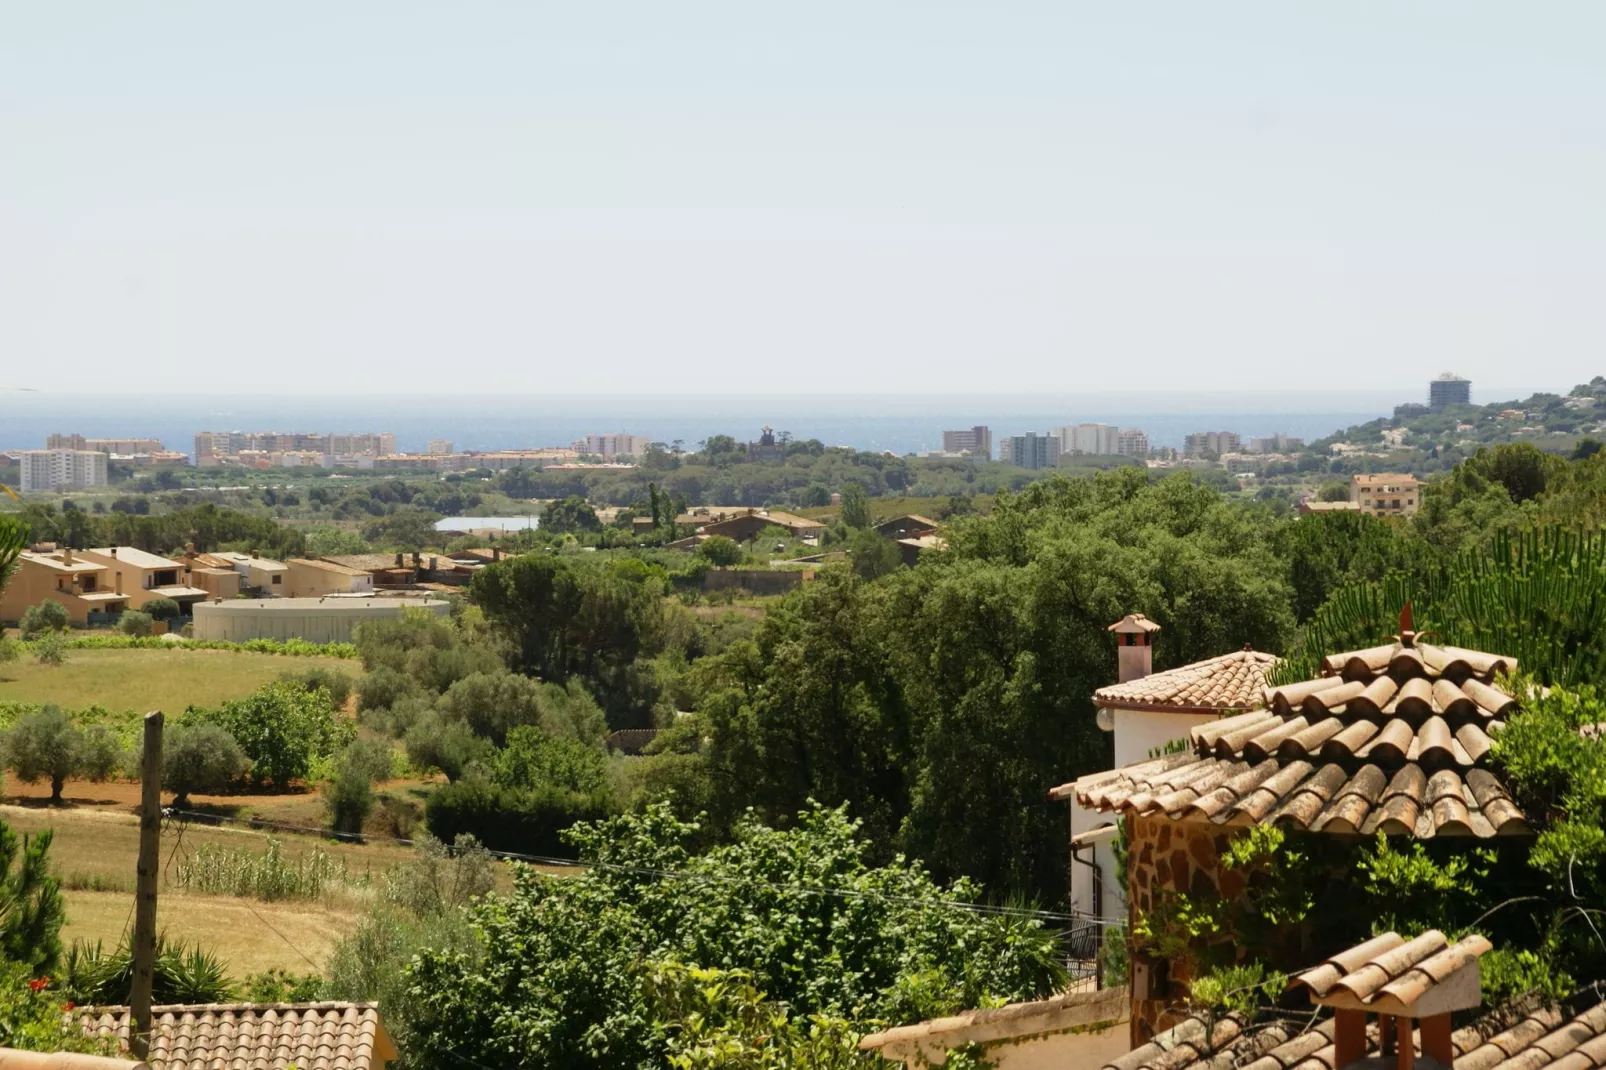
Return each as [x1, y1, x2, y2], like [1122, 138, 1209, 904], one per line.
[427, 439, 454, 455]
[1050, 423, 1149, 457]
[1005, 432, 1061, 470]
[17, 449, 108, 492]
[1248, 433, 1304, 453]
[574, 432, 652, 459]
[1184, 430, 1241, 457]
[941, 426, 992, 456]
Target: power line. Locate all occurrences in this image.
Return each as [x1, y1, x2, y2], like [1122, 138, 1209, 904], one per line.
[165, 807, 1117, 928]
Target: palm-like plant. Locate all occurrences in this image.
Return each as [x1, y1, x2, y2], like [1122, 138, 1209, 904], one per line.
[62, 934, 236, 1005]
[0, 512, 25, 600]
[1272, 526, 1606, 688]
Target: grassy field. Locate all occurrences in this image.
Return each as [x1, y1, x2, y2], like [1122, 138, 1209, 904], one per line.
[0, 648, 356, 712]
[2, 803, 411, 975]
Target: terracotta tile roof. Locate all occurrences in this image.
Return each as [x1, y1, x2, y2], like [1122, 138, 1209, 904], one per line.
[1290, 929, 1492, 1015]
[79, 1002, 395, 1070]
[1093, 649, 1278, 712]
[1105, 999, 1606, 1069]
[1057, 631, 1531, 839]
[1108, 613, 1163, 635]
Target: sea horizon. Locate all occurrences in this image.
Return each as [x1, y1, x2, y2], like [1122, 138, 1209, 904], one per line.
[0, 387, 1534, 457]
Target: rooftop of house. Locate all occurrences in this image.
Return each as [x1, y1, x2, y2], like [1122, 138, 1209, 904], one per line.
[320, 554, 420, 572]
[1302, 499, 1363, 512]
[701, 509, 824, 529]
[186, 552, 238, 570]
[1108, 612, 1163, 635]
[84, 547, 184, 570]
[1290, 930, 1491, 1017]
[1094, 648, 1278, 713]
[80, 1001, 395, 1070]
[1057, 612, 1530, 840]
[212, 552, 289, 572]
[289, 558, 371, 576]
[876, 513, 940, 530]
[1353, 472, 1423, 487]
[17, 549, 104, 574]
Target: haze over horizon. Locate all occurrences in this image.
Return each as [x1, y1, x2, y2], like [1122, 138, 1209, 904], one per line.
[4, 3, 1604, 395]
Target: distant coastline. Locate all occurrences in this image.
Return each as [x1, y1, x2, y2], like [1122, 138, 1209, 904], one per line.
[0, 392, 1400, 457]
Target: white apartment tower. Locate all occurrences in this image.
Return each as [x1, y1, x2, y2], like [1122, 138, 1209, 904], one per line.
[18, 449, 109, 492]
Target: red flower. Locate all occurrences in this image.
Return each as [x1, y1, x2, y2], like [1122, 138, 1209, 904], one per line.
[62, 1002, 75, 1012]
[28, 977, 48, 992]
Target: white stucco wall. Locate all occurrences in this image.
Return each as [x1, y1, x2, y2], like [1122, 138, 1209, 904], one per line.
[1112, 708, 1220, 768]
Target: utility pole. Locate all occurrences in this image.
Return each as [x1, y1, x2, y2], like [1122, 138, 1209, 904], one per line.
[129, 711, 163, 1060]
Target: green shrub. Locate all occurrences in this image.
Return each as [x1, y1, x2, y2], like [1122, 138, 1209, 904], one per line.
[77, 725, 124, 782]
[243, 969, 325, 1003]
[192, 682, 355, 788]
[0, 636, 17, 667]
[31, 633, 66, 667]
[163, 722, 252, 806]
[494, 726, 608, 795]
[19, 601, 68, 640]
[357, 666, 414, 714]
[0, 822, 66, 973]
[117, 610, 154, 637]
[4, 707, 83, 802]
[0, 963, 114, 1054]
[62, 935, 235, 1005]
[697, 535, 744, 567]
[142, 597, 182, 622]
[424, 775, 614, 856]
[323, 739, 394, 836]
[281, 666, 355, 709]
[405, 712, 491, 783]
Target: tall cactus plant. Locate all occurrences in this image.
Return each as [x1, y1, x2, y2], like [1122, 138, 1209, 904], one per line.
[1272, 526, 1606, 687]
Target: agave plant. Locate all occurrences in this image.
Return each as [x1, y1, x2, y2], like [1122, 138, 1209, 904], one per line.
[62, 934, 237, 1006]
[1272, 526, 1606, 688]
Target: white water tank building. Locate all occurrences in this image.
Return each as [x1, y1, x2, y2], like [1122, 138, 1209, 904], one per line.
[192, 595, 451, 644]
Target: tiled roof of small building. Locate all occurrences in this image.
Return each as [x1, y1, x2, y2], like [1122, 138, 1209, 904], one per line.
[1058, 627, 1531, 839]
[1290, 930, 1491, 1014]
[1093, 649, 1278, 712]
[1104, 997, 1606, 1070]
[80, 1002, 393, 1070]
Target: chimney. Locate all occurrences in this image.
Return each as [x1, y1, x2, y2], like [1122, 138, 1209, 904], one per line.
[1108, 614, 1160, 683]
[115, 571, 123, 595]
[395, 552, 404, 568]
[62, 547, 73, 565]
[110, 547, 118, 558]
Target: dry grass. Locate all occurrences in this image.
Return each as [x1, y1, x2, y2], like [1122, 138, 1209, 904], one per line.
[0, 648, 354, 713]
[62, 888, 356, 977]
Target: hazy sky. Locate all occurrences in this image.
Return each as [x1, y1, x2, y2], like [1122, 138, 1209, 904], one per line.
[2, 3, 1603, 395]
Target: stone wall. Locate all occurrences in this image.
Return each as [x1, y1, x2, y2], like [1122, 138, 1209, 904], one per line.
[1125, 813, 1241, 1047]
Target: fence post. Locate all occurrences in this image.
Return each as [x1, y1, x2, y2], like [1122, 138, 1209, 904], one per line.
[129, 711, 164, 1060]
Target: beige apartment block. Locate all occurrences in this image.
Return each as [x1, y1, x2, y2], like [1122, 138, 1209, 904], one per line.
[283, 558, 375, 598]
[1350, 472, 1423, 517]
[0, 548, 131, 625]
[192, 596, 448, 644]
[76, 547, 211, 611]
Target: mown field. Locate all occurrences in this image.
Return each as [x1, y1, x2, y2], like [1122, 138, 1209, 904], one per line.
[0, 647, 356, 712]
[1, 804, 410, 975]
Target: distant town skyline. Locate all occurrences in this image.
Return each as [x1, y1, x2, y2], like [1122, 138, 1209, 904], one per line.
[4, 5, 1605, 393]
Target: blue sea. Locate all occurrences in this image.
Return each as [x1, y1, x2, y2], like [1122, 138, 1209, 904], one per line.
[0, 391, 1399, 458]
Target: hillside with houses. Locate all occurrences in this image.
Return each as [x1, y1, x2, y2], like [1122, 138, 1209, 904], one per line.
[2, 433, 1606, 1068]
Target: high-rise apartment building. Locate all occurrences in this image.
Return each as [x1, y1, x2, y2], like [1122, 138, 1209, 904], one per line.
[1183, 431, 1242, 457]
[427, 439, 454, 455]
[1005, 432, 1061, 470]
[1056, 423, 1118, 456]
[1248, 433, 1304, 453]
[1429, 373, 1471, 412]
[575, 433, 651, 459]
[1114, 429, 1150, 457]
[18, 449, 108, 492]
[46, 434, 165, 454]
[941, 426, 992, 456]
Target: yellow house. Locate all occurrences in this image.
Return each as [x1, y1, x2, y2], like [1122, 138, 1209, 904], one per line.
[283, 558, 375, 598]
[77, 546, 211, 613]
[1349, 473, 1423, 517]
[0, 547, 132, 625]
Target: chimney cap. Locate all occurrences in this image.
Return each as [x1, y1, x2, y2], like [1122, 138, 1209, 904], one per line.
[1108, 613, 1162, 635]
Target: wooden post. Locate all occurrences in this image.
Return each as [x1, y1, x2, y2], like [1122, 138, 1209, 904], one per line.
[129, 711, 163, 1060]
[1334, 1009, 1367, 1068]
[1420, 1013, 1454, 1066]
[1397, 1017, 1415, 1070]
[1380, 1013, 1396, 1055]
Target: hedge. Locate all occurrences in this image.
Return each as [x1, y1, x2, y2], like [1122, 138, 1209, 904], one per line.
[424, 777, 615, 857]
[15, 635, 358, 659]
